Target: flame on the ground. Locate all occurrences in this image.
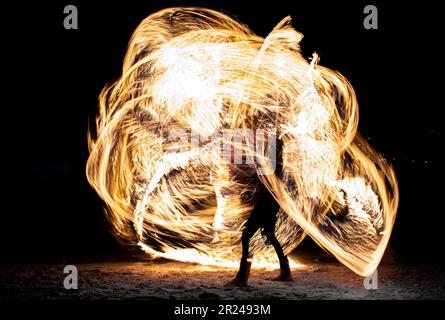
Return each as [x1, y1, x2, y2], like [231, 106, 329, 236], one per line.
[86, 7, 398, 276]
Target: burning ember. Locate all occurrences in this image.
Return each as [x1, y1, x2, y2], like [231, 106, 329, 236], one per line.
[86, 7, 398, 276]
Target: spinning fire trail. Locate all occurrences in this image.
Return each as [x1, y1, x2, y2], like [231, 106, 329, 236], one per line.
[86, 7, 398, 277]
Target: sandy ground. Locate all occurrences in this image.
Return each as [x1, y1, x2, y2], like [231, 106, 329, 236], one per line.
[1, 258, 444, 300]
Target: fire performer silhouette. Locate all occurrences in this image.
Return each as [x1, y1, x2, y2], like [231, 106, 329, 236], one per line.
[226, 135, 291, 287]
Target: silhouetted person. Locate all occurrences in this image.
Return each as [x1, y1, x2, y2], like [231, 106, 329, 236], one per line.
[226, 136, 291, 287]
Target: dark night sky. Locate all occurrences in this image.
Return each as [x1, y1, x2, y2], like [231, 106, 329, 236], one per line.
[2, 0, 443, 263]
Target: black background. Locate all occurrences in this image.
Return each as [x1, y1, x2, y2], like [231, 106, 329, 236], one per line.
[2, 0, 443, 263]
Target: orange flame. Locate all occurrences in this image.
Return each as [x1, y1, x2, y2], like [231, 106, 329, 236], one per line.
[86, 7, 398, 276]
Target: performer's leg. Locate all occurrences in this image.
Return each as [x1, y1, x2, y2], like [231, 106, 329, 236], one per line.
[264, 227, 292, 281]
[236, 227, 256, 282]
[225, 224, 257, 287]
